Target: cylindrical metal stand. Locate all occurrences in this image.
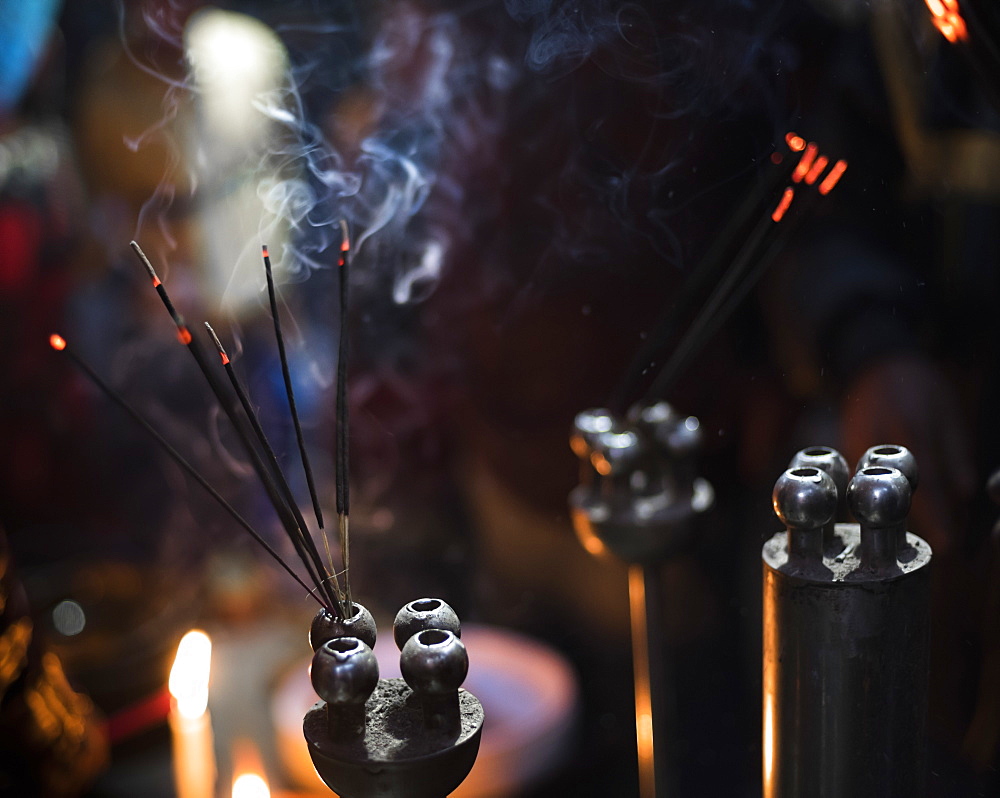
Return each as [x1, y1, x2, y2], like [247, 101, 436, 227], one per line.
[763, 457, 932, 798]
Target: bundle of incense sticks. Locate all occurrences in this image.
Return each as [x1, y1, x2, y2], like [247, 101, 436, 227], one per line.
[51, 233, 356, 619]
[611, 132, 848, 413]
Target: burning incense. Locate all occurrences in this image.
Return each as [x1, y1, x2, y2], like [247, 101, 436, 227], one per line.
[48, 333, 322, 605]
[925, 0, 968, 43]
[612, 140, 796, 411]
[336, 220, 353, 614]
[614, 135, 848, 411]
[204, 322, 346, 612]
[128, 242, 343, 615]
[261, 246, 327, 549]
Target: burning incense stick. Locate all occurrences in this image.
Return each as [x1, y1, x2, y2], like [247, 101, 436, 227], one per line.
[205, 322, 346, 612]
[637, 149, 846, 406]
[647, 201, 810, 402]
[611, 143, 796, 411]
[48, 333, 323, 606]
[261, 246, 328, 551]
[336, 220, 353, 614]
[129, 242, 343, 614]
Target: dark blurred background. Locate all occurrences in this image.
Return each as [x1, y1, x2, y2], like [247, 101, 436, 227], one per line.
[1, 0, 999, 795]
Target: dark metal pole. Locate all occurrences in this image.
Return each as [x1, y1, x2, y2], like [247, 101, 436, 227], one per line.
[763, 455, 931, 798]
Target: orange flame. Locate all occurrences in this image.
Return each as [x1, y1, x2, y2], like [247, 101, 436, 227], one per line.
[792, 144, 818, 183]
[804, 155, 830, 186]
[925, 0, 968, 43]
[231, 740, 269, 798]
[232, 773, 269, 798]
[49, 334, 67, 351]
[785, 133, 806, 152]
[772, 187, 795, 223]
[818, 160, 848, 195]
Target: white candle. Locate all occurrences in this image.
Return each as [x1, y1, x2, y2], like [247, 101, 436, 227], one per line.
[169, 630, 216, 798]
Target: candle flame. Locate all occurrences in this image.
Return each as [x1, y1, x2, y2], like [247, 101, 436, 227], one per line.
[49, 334, 67, 351]
[169, 630, 212, 719]
[232, 773, 269, 798]
[925, 0, 968, 43]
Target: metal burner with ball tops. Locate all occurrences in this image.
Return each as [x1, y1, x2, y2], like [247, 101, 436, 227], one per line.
[304, 598, 484, 798]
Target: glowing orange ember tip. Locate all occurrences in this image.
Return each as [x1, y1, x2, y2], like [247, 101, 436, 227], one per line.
[341, 239, 350, 252]
[49, 334, 67, 351]
[804, 155, 829, 185]
[925, 0, 968, 43]
[772, 187, 795, 223]
[177, 327, 193, 345]
[818, 160, 848, 195]
[262, 245, 269, 258]
[152, 276, 162, 288]
[785, 133, 806, 152]
[792, 143, 818, 183]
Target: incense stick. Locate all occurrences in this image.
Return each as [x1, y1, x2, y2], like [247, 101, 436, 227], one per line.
[616, 140, 847, 411]
[261, 246, 327, 548]
[611, 151, 796, 412]
[48, 333, 323, 607]
[336, 220, 352, 614]
[129, 242, 343, 614]
[205, 322, 346, 612]
[639, 178, 822, 405]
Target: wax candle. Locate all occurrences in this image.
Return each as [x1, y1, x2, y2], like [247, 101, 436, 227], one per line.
[169, 630, 216, 798]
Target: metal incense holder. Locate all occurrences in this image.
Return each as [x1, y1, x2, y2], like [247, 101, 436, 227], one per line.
[568, 402, 714, 798]
[303, 599, 484, 798]
[763, 445, 931, 798]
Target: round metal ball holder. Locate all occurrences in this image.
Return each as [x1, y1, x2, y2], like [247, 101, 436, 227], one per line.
[568, 402, 714, 798]
[303, 599, 484, 798]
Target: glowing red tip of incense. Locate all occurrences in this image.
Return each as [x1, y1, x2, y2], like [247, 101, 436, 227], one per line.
[341, 239, 350, 252]
[925, 0, 968, 43]
[804, 155, 830, 186]
[792, 144, 818, 183]
[770, 152, 783, 165]
[220, 352, 230, 366]
[262, 245, 269, 258]
[785, 133, 806, 152]
[772, 187, 795, 223]
[818, 160, 848, 195]
[177, 327, 193, 345]
[49, 334, 67, 351]
[152, 276, 162, 288]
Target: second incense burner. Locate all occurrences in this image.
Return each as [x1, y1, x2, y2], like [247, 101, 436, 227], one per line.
[304, 599, 484, 798]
